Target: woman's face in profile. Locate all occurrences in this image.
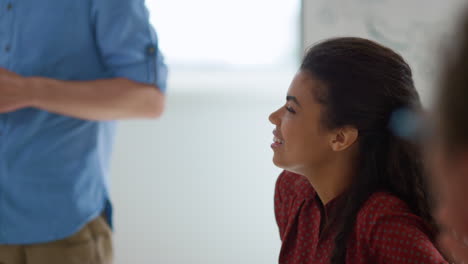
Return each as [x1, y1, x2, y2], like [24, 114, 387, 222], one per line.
[268, 71, 334, 175]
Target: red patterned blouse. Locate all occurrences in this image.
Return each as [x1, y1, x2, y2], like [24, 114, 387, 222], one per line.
[274, 170, 447, 264]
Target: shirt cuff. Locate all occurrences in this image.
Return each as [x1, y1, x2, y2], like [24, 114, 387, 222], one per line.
[111, 45, 168, 93]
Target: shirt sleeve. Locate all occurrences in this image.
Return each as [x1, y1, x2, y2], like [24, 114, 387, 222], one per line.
[365, 210, 448, 263]
[91, 0, 168, 93]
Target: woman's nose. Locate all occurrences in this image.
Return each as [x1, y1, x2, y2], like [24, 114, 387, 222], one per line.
[269, 108, 281, 125]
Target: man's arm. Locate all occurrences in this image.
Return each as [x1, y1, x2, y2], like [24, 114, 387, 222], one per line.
[0, 68, 165, 121]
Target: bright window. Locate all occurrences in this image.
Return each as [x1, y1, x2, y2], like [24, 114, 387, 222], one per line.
[146, 0, 301, 72]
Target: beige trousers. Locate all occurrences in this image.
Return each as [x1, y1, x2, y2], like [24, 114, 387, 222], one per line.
[0, 215, 113, 264]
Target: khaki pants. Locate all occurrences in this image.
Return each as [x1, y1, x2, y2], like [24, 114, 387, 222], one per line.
[0, 216, 113, 264]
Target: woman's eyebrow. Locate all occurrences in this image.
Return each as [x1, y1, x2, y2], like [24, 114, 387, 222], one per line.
[287, 95, 301, 107]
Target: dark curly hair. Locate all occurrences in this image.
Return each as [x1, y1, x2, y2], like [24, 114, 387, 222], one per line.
[300, 37, 437, 263]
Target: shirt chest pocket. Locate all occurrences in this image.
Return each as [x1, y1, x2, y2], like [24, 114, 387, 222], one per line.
[13, 1, 103, 78]
[18, 1, 91, 43]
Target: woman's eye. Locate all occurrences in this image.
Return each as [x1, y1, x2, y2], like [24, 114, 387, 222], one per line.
[285, 106, 296, 114]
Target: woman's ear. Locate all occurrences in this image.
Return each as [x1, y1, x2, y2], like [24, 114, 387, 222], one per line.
[329, 126, 358, 152]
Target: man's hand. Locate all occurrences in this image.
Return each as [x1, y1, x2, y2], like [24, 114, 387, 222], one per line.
[0, 68, 33, 113]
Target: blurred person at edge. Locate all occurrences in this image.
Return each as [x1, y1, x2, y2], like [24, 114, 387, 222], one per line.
[429, 8, 468, 264]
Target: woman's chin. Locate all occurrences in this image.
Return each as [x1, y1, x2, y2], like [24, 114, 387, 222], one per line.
[272, 155, 290, 170]
[272, 156, 307, 175]
[272, 155, 283, 167]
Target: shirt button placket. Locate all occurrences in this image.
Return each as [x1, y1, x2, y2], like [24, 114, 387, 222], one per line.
[3, 2, 13, 55]
[0, 116, 5, 242]
[0, 0, 14, 242]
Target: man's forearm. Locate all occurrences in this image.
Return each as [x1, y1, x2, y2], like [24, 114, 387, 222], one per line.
[28, 77, 165, 121]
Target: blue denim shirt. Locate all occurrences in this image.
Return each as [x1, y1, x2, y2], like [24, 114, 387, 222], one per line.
[0, 0, 167, 244]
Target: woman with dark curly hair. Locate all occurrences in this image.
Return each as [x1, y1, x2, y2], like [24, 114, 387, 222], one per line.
[269, 37, 447, 263]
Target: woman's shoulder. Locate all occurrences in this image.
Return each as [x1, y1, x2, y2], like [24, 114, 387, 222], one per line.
[356, 192, 415, 223]
[355, 191, 430, 237]
[353, 194, 445, 263]
[360, 192, 409, 214]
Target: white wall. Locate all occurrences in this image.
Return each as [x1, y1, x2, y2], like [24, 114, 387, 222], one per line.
[110, 72, 291, 264]
[302, 0, 467, 105]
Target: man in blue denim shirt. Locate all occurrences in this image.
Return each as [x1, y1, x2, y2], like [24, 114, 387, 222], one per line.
[0, 0, 167, 263]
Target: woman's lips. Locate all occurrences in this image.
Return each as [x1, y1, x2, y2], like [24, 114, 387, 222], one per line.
[271, 130, 284, 148]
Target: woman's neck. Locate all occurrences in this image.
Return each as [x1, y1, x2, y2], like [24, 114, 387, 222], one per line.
[303, 155, 355, 205]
